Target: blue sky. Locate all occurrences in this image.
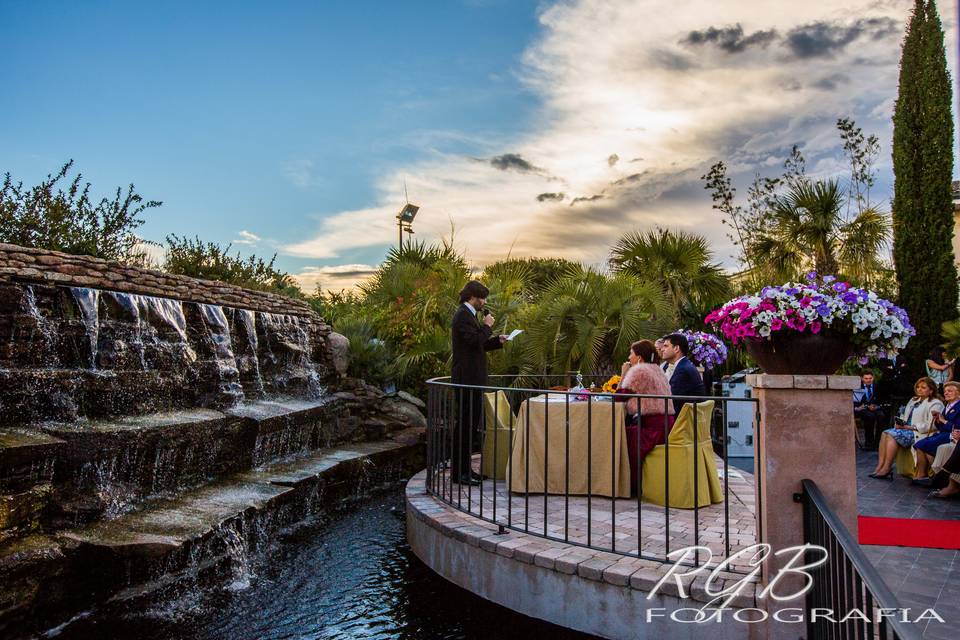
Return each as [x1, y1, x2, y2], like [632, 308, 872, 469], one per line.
[1, 0, 541, 282]
[2, 1, 957, 290]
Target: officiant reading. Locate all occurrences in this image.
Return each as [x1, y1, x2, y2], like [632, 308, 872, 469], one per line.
[450, 280, 507, 485]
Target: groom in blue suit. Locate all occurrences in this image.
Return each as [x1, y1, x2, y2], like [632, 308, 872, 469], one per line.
[660, 333, 705, 414]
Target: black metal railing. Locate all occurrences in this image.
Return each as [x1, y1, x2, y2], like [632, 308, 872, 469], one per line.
[801, 479, 922, 640]
[425, 374, 760, 572]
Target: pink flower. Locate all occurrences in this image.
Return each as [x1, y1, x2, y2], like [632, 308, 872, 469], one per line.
[771, 318, 784, 331]
[811, 321, 822, 334]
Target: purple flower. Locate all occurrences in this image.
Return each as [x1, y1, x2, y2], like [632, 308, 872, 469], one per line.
[823, 275, 836, 283]
[805, 271, 817, 281]
[816, 304, 831, 317]
[832, 282, 849, 293]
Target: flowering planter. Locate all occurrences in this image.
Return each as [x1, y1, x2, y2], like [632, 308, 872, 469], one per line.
[745, 332, 853, 375]
[705, 273, 914, 372]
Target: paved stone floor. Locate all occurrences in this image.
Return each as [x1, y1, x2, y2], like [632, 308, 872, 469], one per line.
[435, 458, 758, 573]
[856, 448, 960, 639]
[432, 448, 959, 636]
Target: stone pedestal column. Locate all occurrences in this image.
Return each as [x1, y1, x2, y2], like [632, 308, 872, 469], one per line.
[747, 374, 860, 582]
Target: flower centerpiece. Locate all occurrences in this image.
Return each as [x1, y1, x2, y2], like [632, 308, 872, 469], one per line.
[678, 330, 728, 370]
[601, 375, 621, 393]
[704, 272, 914, 375]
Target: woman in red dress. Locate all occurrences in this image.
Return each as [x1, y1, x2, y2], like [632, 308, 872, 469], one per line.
[616, 340, 675, 491]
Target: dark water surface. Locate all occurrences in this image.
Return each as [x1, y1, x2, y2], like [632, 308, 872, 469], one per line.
[51, 488, 594, 640]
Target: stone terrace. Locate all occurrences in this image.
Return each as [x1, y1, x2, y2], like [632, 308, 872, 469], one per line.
[432, 456, 758, 573]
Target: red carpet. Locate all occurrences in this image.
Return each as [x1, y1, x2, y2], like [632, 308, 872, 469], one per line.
[858, 515, 960, 550]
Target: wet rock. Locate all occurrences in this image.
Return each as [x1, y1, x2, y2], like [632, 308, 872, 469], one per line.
[326, 332, 351, 376]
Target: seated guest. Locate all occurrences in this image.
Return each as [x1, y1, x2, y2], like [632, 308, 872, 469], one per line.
[617, 340, 675, 491]
[913, 381, 960, 479]
[870, 377, 942, 479]
[854, 369, 886, 449]
[659, 333, 705, 414]
[923, 429, 960, 489]
[929, 429, 960, 498]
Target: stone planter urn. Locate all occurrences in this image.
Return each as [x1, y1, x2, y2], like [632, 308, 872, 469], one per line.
[745, 332, 853, 375]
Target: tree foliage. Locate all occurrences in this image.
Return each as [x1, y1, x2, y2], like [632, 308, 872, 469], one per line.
[0, 160, 160, 263]
[751, 178, 890, 287]
[609, 227, 730, 325]
[163, 234, 303, 298]
[892, 0, 958, 375]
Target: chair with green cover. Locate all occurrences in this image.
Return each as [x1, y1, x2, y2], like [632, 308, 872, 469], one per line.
[894, 445, 915, 478]
[640, 400, 723, 508]
[481, 390, 514, 481]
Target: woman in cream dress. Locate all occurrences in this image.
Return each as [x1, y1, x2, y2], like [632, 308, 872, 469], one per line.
[870, 377, 942, 479]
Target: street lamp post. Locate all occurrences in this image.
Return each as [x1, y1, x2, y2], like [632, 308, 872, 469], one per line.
[396, 203, 419, 250]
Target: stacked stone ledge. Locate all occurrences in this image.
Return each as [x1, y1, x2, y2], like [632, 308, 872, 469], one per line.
[0, 243, 317, 320]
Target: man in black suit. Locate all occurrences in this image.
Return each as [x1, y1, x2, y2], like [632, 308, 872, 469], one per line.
[854, 369, 886, 448]
[450, 280, 506, 485]
[660, 333, 705, 414]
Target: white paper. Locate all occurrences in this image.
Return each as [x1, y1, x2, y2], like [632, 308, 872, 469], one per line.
[507, 329, 523, 341]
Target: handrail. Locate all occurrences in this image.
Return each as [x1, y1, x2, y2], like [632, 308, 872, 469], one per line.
[425, 375, 750, 403]
[801, 479, 922, 640]
[423, 375, 759, 572]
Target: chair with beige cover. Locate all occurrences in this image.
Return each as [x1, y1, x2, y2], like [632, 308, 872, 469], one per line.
[481, 390, 514, 480]
[640, 400, 723, 508]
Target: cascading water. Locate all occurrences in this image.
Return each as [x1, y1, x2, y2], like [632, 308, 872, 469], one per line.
[148, 297, 188, 343]
[198, 304, 244, 406]
[237, 309, 265, 397]
[260, 312, 323, 397]
[108, 292, 151, 370]
[70, 288, 101, 369]
[20, 285, 58, 366]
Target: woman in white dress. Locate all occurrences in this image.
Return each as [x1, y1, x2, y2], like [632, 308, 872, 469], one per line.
[870, 377, 942, 479]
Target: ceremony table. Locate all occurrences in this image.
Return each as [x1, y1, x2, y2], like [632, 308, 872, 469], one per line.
[507, 395, 631, 498]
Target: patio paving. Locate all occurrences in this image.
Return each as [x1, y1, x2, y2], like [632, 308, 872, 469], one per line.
[434, 457, 759, 573]
[856, 448, 960, 639]
[428, 447, 958, 635]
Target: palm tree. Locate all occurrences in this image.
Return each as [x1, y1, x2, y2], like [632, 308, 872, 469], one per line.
[609, 228, 731, 324]
[524, 268, 673, 376]
[749, 178, 890, 285]
[358, 241, 470, 385]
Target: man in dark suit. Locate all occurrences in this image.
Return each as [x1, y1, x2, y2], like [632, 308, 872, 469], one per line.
[855, 369, 886, 449]
[661, 333, 704, 414]
[450, 280, 506, 485]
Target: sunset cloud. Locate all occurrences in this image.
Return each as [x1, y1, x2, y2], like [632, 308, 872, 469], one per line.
[285, 0, 956, 276]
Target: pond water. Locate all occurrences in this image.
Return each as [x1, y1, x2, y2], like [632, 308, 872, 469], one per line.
[50, 488, 594, 640]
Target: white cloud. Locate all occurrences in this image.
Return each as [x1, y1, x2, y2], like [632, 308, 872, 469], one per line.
[233, 230, 261, 246]
[284, 0, 957, 271]
[293, 263, 379, 292]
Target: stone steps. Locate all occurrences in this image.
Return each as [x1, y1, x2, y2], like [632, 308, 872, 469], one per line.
[0, 429, 64, 538]
[34, 395, 405, 523]
[0, 431, 423, 638]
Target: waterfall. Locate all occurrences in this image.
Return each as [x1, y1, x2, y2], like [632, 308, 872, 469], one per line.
[198, 303, 244, 404]
[108, 292, 151, 369]
[20, 285, 58, 367]
[148, 297, 188, 343]
[238, 309, 265, 396]
[70, 288, 101, 369]
[260, 312, 322, 398]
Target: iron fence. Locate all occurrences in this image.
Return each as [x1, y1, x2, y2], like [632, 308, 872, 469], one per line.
[425, 374, 760, 572]
[801, 479, 922, 640]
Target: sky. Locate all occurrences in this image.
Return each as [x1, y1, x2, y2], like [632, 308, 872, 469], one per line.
[2, 0, 957, 291]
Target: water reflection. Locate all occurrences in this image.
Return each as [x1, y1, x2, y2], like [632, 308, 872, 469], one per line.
[53, 489, 594, 639]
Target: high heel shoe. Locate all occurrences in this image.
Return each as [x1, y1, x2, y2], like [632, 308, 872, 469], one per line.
[868, 470, 894, 480]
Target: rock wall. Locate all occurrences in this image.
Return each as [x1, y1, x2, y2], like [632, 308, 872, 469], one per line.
[0, 243, 315, 317]
[0, 243, 427, 636]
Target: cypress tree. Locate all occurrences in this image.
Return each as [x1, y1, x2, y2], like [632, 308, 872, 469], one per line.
[892, 0, 957, 374]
